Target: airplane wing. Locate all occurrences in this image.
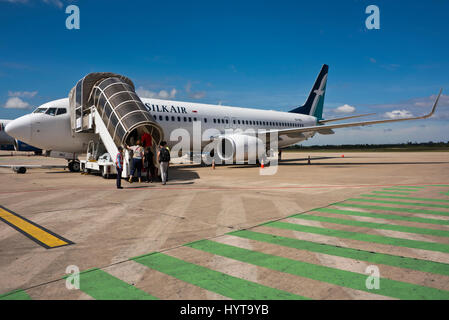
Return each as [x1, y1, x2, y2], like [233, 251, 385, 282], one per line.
[318, 113, 376, 124]
[270, 89, 442, 137]
[0, 164, 67, 174]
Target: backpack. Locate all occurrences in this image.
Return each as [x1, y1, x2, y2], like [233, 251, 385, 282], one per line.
[159, 147, 170, 162]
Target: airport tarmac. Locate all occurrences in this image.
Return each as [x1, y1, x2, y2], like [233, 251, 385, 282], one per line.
[1, 151, 449, 300]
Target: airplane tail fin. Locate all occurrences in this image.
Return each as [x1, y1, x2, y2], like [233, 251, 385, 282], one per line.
[289, 64, 328, 120]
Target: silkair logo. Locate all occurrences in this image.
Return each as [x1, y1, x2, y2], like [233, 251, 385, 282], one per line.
[144, 103, 188, 114]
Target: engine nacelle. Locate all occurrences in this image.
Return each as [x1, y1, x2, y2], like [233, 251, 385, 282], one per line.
[216, 134, 266, 163]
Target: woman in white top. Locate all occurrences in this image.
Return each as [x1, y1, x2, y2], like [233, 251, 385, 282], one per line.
[126, 140, 144, 183]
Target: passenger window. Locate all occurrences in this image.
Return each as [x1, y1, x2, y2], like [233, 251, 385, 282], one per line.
[238, 120, 241, 124]
[177, 116, 181, 121]
[194, 117, 197, 121]
[189, 117, 192, 122]
[225, 119, 228, 124]
[213, 119, 216, 123]
[159, 115, 163, 121]
[204, 118, 208, 123]
[46, 108, 57, 116]
[171, 116, 175, 121]
[166, 116, 169, 121]
[184, 117, 187, 122]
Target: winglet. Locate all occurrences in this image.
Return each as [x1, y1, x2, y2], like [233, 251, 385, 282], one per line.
[424, 88, 443, 119]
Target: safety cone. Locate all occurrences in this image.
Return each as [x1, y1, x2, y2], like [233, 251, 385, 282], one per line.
[261, 159, 265, 169]
[212, 159, 215, 170]
[341, 154, 345, 158]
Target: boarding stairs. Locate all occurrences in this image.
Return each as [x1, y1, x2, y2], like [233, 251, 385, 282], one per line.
[68, 72, 164, 178]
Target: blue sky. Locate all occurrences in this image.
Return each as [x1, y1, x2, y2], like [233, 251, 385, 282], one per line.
[0, 0, 448, 145]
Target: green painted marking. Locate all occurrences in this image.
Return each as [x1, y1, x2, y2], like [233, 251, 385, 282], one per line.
[383, 188, 419, 192]
[348, 198, 449, 209]
[0, 289, 31, 300]
[424, 185, 449, 187]
[337, 203, 449, 217]
[440, 191, 449, 196]
[187, 239, 449, 300]
[315, 208, 449, 226]
[132, 252, 307, 300]
[64, 268, 157, 300]
[397, 186, 426, 189]
[290, 214, 449, 238]
[372, 191, 411, 195]
[362, 194, 449, 203]
[265, 221, 449, 253]
[230, 230, 449, 276]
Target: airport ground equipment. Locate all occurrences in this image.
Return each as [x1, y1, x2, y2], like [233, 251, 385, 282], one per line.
[68, 73, 164, 178]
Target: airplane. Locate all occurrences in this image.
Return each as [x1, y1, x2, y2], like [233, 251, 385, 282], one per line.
[0, 119, 42, 154]
[4, 65, 442, 172]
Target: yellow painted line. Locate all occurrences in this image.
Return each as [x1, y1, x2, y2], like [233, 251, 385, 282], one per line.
[0, 206, 73, 249]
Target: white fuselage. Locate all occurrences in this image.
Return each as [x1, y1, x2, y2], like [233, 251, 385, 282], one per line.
[5, 97, 317, 155]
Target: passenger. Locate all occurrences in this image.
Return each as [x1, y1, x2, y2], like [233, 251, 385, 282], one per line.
[141, 132, 152, 148]
[165, 144, 171, 182]
[144, 146, 156, 183]
[157, 141, 170, 185]
[116, 146, 124, 189]
[126, 140, 144, 183]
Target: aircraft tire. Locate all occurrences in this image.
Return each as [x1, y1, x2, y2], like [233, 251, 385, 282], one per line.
[13, 167, 27, 174]
[69, 161, 80, 172]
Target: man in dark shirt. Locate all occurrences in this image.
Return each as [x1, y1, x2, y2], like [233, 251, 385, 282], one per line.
[144, 147, 156, 183]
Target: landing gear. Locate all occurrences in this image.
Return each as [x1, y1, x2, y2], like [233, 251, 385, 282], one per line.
[13, 167, 27, 174]
[68, 160, 80, 172]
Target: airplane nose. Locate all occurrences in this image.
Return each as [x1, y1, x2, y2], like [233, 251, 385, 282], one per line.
[5, 115, 32, 143]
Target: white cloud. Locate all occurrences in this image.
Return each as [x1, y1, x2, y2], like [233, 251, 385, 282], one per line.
[3, 97, 31, 109]
[384, 109, 413, 119]
[366, 93, 449, 120]
[1, 0, 63, 7]
[136, 87, 177, 99]
[42, 0, 63, 8]
[0, 0, 28, 3]
[369, 57, 376, 63]
[334, 104, 356, 114]
[8, 90, 38, 98]
[185, 81, 206, 99]
[190, 91, 206, 99]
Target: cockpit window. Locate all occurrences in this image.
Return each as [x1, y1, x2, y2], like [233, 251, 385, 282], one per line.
[45, 108, 57, 116]
[56, 108, 67, 115]
[33, 108, 47, 114]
